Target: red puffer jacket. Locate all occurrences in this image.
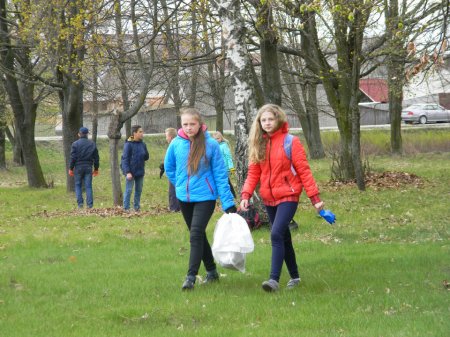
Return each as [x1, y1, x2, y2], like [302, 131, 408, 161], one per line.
[241, 122, 320, 206]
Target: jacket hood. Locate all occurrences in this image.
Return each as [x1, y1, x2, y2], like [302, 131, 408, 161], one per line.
[126, 136, 142, 142]
[177, 124, 208, 140]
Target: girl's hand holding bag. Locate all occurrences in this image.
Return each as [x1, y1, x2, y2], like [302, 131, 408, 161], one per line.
[211, 213, 254, 273]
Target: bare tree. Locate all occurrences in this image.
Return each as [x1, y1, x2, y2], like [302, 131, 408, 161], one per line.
[0, 0, 47, 187]
[279, 53, 325, 159]
[384, 0, 447, 154]
[279, 1, 375, 190]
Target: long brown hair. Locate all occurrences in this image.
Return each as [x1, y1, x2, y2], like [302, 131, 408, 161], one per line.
[180, 108, 207, 174]
[248, 104, 287, 163]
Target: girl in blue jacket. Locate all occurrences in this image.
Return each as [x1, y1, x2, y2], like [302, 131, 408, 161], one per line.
[213, 131, 236, 198]
[164, 108, 236, 290]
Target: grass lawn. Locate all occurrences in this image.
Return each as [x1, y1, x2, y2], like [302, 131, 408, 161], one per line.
[0, 129, 449, 337]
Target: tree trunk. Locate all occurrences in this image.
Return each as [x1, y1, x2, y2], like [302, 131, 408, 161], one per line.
[60, 79, 84, 192]
[389, 86, 403, 155]
[4, 126, 23, 165]
[348, 8, 365, 190]
[20, 105, 47, 187]
[0, 127, 4, 169]
[108, 113, 123, 206]
[92, 62, 99, 143]
[249, 60, 265, 109]
[258, 1, 282, 106]
[385, 0, 404, 155]
[0, 0, 46, 186]
[304, 86, 325, 159]
[11, 120, 24, 166]
[0, 84, 5, 169]
[114, 0, 132, 139]
[214, 0, 258, 191]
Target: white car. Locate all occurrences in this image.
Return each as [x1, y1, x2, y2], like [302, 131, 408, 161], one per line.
[401, 104, 450, 124]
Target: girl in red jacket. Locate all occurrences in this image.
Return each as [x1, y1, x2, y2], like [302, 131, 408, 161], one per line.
[240, 104, 325, 292]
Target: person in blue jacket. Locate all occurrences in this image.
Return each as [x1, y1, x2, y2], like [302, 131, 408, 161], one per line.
[164, 108, 236, 290]
[69, 127, 100, 209]
[121, 125, 149, 212]
[213, 131, 236, 198]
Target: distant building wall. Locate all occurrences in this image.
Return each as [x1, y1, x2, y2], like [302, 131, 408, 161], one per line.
[359, 103, 390, 125]
[77, 106, 178, 136]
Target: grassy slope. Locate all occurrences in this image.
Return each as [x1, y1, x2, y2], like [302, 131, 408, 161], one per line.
[0, 129, 449, 337]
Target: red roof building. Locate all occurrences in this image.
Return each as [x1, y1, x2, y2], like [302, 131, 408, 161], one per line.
[359, 78, 389, 103]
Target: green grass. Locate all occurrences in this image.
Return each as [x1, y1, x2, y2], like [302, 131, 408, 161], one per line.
[0, 129, 449, 336]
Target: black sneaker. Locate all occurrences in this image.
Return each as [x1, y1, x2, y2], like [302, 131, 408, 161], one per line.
[182, 276, 195, 291]
[203, 270, 219, 284]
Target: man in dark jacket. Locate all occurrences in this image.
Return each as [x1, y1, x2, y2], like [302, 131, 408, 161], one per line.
[121, 125, 149, 212]
[69, 127, 100, 209]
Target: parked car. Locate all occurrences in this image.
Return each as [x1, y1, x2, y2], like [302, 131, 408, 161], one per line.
[401, 103, 450, 124]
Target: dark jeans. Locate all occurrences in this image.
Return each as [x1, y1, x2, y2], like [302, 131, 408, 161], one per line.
[74, 166, 93, 208]
[265, 202, 299, 282]
[179, 200, 216, 278]
[168, 181, 180, 211]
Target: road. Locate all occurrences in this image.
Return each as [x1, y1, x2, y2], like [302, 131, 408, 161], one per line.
[34, 123, 450, 141]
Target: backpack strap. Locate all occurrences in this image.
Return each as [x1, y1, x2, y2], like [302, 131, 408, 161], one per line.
[283, 134, 297, 176]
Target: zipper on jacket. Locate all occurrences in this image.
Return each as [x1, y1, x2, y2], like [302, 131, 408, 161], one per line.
[268, 139, 276, 201]
[285, 176, 295, 192]
[186, 175, 190, 202]
[186, 141, 191, 202]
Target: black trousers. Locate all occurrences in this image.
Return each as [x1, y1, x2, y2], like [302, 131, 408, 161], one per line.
[179, 200, 217, 277]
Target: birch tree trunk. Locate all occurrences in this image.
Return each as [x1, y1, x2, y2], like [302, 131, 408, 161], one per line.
[212, 0, 258, 192]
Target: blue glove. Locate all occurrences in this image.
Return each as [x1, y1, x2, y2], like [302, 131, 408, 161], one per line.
[319, 209, 336, 225]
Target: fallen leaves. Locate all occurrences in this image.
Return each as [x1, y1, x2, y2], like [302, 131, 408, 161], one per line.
[34, 206, 172, 218]
[325, 171, 425, 190]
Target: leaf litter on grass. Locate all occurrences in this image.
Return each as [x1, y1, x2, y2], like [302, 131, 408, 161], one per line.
[325, 171, 425, 191]
[33, 206, 173, 218]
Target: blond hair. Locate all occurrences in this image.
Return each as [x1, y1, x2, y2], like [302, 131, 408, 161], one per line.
[248, 104, 287, 163]
[213, 131, 228, 143]
[180, 107, 207, 174]
[165, 127, 177, 139]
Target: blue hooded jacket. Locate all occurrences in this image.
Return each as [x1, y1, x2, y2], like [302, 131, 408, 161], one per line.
[218, 141, 234, 170]
[164, 127, 234, 211]
[121, 137, 149, 177]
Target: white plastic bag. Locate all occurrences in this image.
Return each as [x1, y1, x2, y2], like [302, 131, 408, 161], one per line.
[212, 213, 254, 273]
